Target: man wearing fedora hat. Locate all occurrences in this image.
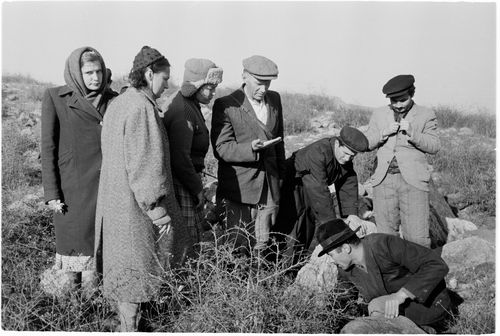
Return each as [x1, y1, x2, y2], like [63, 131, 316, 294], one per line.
[317, 219, 455, 332]
[274, 126, 370, 258]
[363, 74, 440, 248]
[211, 55, 285, 255]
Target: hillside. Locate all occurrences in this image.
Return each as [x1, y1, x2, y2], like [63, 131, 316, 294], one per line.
[1, 74, 495, 332]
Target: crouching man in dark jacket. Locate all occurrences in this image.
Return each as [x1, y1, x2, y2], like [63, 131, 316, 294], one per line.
[274, 126, 369, 257]
[317, 219, 455, 332]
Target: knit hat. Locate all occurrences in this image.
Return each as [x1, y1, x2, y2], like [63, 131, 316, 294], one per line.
[339, 126, 369, 153]
[242, 55, 278, 80]
[180, 58, 223, 97]
[131, 46, 167, 72]
[382, 74, 415, 98]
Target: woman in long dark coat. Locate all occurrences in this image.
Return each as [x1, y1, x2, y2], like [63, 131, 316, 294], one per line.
[162, 58, 223, 246]
[41, 46, 117, 293]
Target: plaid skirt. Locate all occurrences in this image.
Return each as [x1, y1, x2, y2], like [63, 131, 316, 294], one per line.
[173, 177, 204, 245]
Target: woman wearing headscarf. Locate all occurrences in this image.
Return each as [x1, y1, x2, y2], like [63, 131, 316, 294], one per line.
[162, 59, 223, 246]
[41, 46, 117, 294]
[95, 46, 191, 332]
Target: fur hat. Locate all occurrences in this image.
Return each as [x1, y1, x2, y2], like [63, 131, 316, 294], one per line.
[131, 46, 167, 72]
[180, 58, 223, 97]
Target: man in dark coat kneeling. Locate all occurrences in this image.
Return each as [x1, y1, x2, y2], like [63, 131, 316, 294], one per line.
[317, 219, 456, 333]
[274, 126, 369, 258]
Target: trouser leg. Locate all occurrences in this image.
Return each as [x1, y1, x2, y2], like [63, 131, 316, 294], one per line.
[399, 175, 431, 248]
[225, 200, 253, 254]
[118, 301, 141, 332]
[254, 184, 278, 251]
[373, 174, 400, 236]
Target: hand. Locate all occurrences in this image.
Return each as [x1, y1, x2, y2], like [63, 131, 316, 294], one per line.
[153, 214, 171, 228]
[382, 122, 400, 139]
[399, 120, 412, 136]
[195, 191, 205, 209]
[48, 199, 66, 214]
[251, 139, 265, 151]
[345, 215, 367, 237]
[368, 291, 408, 319]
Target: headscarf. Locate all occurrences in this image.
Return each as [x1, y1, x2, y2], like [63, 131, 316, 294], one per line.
[64, 46, 107, 111]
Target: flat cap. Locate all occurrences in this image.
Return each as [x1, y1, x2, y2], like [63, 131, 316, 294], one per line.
[339, 126, 369, 153]
[382, 74, 415, 98]
[243, 55, 278, 80]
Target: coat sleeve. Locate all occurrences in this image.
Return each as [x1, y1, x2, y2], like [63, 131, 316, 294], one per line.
[364, 110, 388, 151]
[124, 105, 170, 221]
[301, 148, 337, 223]
[381, 235, 449, 303]
[335, 162, 359, 217]
[41, 89, 61, 203]
[274, 93, 286, 178]
[406, 110, 440, 154]
[211, 98, 258, 163]
[165, 105, 203, 197]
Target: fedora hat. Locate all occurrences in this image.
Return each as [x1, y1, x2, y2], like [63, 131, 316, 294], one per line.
[317, 219, 360, 257]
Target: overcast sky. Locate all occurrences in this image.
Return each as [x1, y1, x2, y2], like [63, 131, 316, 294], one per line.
[2, 1, 496, 112]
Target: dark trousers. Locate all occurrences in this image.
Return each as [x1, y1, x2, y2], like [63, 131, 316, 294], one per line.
[273, 157, 318, 260]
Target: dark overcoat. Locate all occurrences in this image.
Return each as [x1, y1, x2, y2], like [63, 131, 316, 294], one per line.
[41, 85, 117, 256]
[275, 137, 359, 250]
[340, 233, 453, 326]
[211, 87, 286, 204]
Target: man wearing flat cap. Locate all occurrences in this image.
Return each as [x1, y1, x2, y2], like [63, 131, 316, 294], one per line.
[363, 74, 440, 248]
[211, 55, 285, 256]
[316, 219, 455, 332]
[274, 126, 370, 258]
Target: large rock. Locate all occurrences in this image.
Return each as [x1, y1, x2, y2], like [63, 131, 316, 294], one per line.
[441, 236, 495, 273]
[341, 315, 426, 334]
[445, 217, 478, 242]
[283, 245, 338, 307]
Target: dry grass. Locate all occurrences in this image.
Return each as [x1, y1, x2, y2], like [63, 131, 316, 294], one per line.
[1, 75, 495, 332]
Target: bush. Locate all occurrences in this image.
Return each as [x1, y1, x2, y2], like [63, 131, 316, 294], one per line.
[2, 121, 40, 191]
[433, 105, 495, 138]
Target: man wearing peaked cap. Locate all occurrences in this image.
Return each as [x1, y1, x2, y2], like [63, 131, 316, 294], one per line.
[211, 55, 285, 256]
[315, 219, 456, 332]
[362, 74, 440, 248]
[273, 126, 371, 259]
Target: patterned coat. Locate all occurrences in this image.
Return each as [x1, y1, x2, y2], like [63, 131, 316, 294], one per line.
[95, 87, 192, 302]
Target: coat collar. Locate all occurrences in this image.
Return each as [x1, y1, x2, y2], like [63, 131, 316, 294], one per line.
[238, 86, 275, 139]
[60, 85, 102, 120]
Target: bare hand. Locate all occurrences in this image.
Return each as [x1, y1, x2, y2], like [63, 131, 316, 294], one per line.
[399, 120, 412, 136]
[345, 215, 367, 237]
[382, 122, 400, 139]
[251, 139, 265, 151]
[368, 291, 408, 319]
[48, 199, 66, 214]
[195, 191, 205, 209]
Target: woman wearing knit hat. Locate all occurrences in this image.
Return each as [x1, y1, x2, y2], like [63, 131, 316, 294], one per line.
[41, 46, 117, 297]
[95, 46, 192, 331]
[162, 58, 223, 247]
